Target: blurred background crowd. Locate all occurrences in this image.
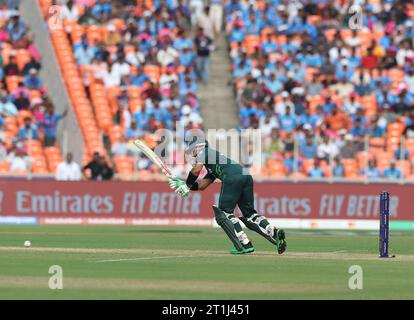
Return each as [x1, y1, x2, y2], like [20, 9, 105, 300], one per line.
[1, 0, 414, 181]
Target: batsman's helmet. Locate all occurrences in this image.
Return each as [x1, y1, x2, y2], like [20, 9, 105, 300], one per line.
[185, 129, 208, 156]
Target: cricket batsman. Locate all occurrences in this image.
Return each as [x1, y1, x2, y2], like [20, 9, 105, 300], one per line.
[168, 134, 287, 255]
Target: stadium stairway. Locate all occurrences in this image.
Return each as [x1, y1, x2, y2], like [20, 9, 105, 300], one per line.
[19, 1, 84, 164]
[198, 33, 238, 131]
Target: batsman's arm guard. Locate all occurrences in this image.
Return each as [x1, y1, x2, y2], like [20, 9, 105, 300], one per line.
[212, 206, 244, 252]
[186, 171, 199, 188]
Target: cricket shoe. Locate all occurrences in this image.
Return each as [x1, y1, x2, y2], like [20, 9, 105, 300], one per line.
[273, 228, 287, 254]
[242, 241, 255, 253]
[230, 242, 255, 255]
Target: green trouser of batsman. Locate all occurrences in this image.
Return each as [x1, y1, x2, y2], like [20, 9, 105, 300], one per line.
[217, 173, 277, 247]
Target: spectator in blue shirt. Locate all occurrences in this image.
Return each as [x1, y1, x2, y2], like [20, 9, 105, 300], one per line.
[304, 47, 322, 68]
[149, 99, 170, 126]
[321, 96, 338, 114]
[157, 13, 176, 30]
[125, 121, 144, 139]
[332, 157, 344, 177]
[229, 21, 246, 43]
[225, 0, 243, 14]
[280, 106, 297, 132]
[179, 77, 197, 96]
[74, 41, 96, 65]
[309, 159, 325, 178]
[245, 12, 262, 35]
[133, 105, 151, 130]
[383, 160, 402, 179]
[7, 14, 26, 43]
[24, 68, 42, 90]
[18, 117, 39, 140]
[299, 134, 317, 159]
[367, 115, 385, 137]
[336, 63, 353, 81]
[348, 48, 361, 69]
[360, 159, 381, 179]
[233, 59, 251, 78]
[91, 0, 112, 19]
[262, 33, 277, 55]
[283, 151, 302, 175]
[179, 47, 194, 67]
[394, 147, 409, 160]
[41, 105, 68, 147]
[352, 108, 367, 126]
[380, 31, 391, 49]
[0, 114, 4, 130]
[264, 73, 283, 95]
[174, 29, 193, 52]
[130, 68, 150, 87]
[0, 94, 18, 117]
[73, 34, 91, 51]
[299, 107, 319, 128]
[239, 104, 257, 126]
[350, 118, 367, 137]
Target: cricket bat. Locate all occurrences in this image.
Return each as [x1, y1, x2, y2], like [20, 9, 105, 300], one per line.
[131, 139, 173, 178]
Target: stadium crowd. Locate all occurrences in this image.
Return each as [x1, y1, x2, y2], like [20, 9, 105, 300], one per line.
[48, 0, 223, 179]
[226, 0, 414, 179]
[0, 1, 65, 175]
[6, 0, 414, 181]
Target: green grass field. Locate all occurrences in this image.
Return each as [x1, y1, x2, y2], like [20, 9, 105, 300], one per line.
[0, 225, 413, 299]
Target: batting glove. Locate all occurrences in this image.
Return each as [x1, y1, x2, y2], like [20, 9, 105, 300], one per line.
[175, 182, 190, 198]
[168, 176, 181, 190]
[168, 177, 190, 197]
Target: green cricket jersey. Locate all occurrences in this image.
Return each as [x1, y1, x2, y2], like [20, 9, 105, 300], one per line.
[197, 146, 244, 181]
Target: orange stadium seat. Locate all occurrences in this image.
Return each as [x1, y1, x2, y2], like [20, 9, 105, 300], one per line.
[244, 35, 261, 54]
[343, 159, 358, 177]
[356, 151, 371, 170]
[387, 137, 401, 153]
[387, 122, 405, 137]
[114, 155, 134, 174]
[369, 137, 385, 155]
[0, 162, 10, 173]
[377, 151, 393, 171]
[361, 95, 377, 117]
[302, 159, 315, 174]
[324, 29, 336, 42]
[388, 68, 404, 82]
[6, 76, 23, 92]
[359, 30, 373, 48]
[143, 65, 161, 83]
[87, 25, 103, 44]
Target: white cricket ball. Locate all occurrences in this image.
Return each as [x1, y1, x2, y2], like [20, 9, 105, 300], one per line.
[24, 240, 31, 248]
